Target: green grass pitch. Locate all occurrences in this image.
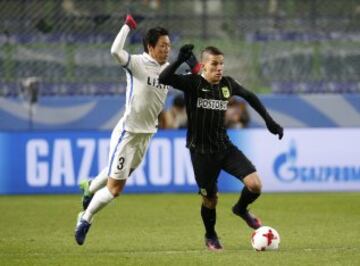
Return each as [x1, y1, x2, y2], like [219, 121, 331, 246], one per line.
[0, 192, 359, 265]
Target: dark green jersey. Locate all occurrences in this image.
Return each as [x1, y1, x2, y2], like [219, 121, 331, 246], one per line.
[163, 74, 273, 153]
[160, 67, 276, 153]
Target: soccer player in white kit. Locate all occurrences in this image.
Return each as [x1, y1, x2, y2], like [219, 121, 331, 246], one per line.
[74, 14, 172, 245]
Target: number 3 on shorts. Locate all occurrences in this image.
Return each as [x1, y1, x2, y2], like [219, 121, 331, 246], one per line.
[117, 157, 125, 170]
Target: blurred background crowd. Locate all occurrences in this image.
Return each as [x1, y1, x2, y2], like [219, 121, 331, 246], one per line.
[0, 0, 359, 129]
[159, 94, 250, 129]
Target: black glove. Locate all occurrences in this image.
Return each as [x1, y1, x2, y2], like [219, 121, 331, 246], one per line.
[185, 52, 201, 74]
[177, 44, 194, 63]
[266, 119, 284, 140]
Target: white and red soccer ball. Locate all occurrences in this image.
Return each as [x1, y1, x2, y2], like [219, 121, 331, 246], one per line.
[251, 226, 280, 251]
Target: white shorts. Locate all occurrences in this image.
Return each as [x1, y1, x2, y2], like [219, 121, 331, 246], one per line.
[107, 128, 153, 180]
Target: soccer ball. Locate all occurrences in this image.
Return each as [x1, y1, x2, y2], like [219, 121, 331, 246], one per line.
[251, 226, 280, 251]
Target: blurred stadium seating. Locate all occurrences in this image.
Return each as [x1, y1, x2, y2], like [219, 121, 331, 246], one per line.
[0, 0, 359, 96]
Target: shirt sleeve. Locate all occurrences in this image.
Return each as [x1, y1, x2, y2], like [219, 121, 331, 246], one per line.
[110, 25, 145, 77]
[110, 24, 131, 67]
[228, 77, 272, 123]
[159, 60, 197, 92]
[164, 74, 197, 92]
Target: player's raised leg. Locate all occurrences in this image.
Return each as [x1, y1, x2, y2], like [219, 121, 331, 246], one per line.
[89, 168, 109, 194]
[79, 168, 109, 210]
[75, 131, 135, 245]
[221, 146, 262, 229]
[232, 172, 262, 229]
[75, 178, 126, 245]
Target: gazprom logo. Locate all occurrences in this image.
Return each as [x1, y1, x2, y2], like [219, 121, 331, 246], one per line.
[273, 141, 360, 183]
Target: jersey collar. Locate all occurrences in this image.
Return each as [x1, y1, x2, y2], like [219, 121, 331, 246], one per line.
[143, 52, 160, 66]
[201, 73, 222, 85]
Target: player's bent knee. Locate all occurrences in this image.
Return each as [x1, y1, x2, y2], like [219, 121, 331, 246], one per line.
[202, 195, 218, 209]
[248, 182, 262, 193]
[244, 173, 262, 193]
[246, 183, 262, 194]
[107, 178, 127, 197]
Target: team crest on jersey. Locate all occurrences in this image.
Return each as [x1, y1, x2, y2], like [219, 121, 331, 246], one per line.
[221, 86, 230, 98]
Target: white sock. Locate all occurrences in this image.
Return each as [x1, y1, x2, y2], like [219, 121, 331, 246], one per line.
[89, 168, 109, 194]
[82, 186, 114, 223]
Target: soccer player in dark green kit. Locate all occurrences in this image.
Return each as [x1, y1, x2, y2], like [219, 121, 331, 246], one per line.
[159, 45, 283, 251]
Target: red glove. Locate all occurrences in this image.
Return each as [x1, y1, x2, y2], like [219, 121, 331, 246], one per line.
[186, 52, 201, 74]
[191, 62, 201, 74]
[125, 14, 137, 30]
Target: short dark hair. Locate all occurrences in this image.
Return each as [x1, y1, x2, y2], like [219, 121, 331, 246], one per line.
[143, 27, 169, 53]
[201, 46, 224, 60]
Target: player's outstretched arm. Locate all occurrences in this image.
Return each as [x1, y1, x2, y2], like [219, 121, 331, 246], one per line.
[159, 44, 194, 88]
[230, 78, 284, 139]
[110, 14, 137, 65]
[247, 92, 283, 139]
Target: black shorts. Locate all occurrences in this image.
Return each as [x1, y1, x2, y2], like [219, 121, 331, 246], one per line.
[190, 145, 256, 198]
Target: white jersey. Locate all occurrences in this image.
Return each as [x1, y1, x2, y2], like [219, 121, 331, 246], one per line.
[111, 25, 169, 133]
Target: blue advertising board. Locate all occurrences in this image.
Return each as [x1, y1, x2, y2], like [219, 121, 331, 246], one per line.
[0, 130, 201, 194]
[1, 129, 360, 194]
